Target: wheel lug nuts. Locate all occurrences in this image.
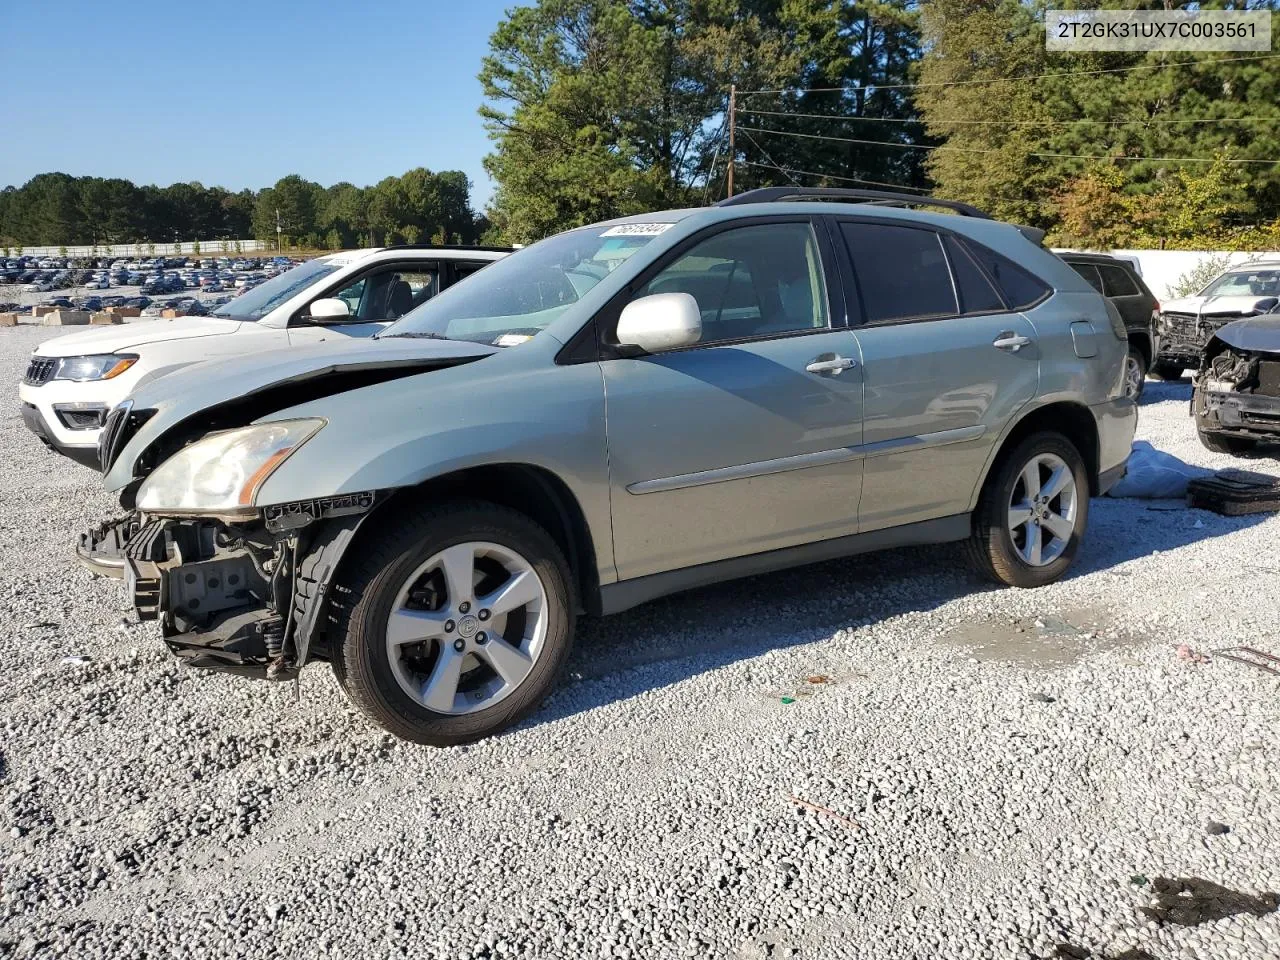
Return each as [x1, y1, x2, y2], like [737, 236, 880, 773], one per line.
[444, 620, 455, 633]
[459, 602, 471, 614]
[478, 609, 490, 621]
[476, 632, 488, 644]
[453, 638, 465, 652]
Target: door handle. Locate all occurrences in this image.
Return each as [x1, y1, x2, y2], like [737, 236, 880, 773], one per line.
[805, 355, 856, 375]
[993, 332, 1033, 352]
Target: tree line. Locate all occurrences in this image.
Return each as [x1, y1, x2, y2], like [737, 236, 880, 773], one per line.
[480, 0, 1280, 249]
[5, 2, 1278, 252]
[0, 169, 485, 249]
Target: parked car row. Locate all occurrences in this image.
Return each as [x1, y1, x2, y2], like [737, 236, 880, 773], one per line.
[15, 195, 1143, 747]
[1, 254, 300, 294]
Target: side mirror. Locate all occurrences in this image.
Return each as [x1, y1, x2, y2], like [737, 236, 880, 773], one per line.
[306, 297, 351, 324]
[615, 292, 702, 354]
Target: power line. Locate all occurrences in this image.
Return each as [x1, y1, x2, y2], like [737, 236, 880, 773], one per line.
[739, 129, 803, 188]
[736, 52, 1280, 96]
[738, 125, 1280, 165]
[737, 109, 1280, 127]
[738, 160, 932, 194]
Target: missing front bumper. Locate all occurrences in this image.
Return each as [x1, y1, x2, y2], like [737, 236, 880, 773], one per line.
[1196, 387, 1280, 440]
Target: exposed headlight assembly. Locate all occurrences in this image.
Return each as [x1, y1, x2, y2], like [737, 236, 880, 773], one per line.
[54, 354, 138, 381]
[136, 419, 324, 516]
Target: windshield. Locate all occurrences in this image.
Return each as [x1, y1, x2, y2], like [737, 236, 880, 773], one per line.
[211, 258, 340, 321]
[382, 222, 674, 344]
[1199, 268, 1280, 299]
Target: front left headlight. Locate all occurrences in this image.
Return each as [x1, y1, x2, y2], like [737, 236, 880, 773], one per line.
[54, 354, 138, 381]
[136, 419, 324, 516]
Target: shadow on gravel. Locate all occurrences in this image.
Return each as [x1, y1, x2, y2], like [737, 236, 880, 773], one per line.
[1140, 877, 1279, 927]
[527, 483, 1270, 731]
[1139, 378, 1191, 406]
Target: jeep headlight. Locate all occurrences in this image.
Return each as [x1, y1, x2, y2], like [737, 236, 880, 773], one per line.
[136, 419, 323, 515]
[54, 354, 138, 381]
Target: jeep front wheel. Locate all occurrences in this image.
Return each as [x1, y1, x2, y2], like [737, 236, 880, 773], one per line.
[333, 501, 575, 745]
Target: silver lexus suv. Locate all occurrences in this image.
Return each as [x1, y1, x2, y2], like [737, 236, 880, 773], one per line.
[85, 188, 1136, 744]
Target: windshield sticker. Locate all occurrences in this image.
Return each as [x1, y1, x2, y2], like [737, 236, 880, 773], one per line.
[600, 222, 675, 237]
[493, 333, 534, 347]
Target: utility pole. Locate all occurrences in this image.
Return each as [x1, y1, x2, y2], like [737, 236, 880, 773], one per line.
[727, 84, 736, 198]
[275, 207, 282, 252]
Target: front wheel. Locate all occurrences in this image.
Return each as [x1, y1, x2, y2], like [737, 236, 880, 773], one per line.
[332, 501, 575, 745]
[966, 433, 1090, 589]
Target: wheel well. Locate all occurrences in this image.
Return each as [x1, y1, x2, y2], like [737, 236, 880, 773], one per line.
[1127, 332, 1152, 367]
[362, 464, 600, 615]
[994, 402, 1100, 495]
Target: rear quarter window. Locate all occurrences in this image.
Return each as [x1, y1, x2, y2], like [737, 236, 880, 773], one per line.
[960, 237, 1051, 310]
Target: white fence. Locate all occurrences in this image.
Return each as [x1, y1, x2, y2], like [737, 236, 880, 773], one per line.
[1058, 248, 1280, 300]
[4, 240, 267, 258]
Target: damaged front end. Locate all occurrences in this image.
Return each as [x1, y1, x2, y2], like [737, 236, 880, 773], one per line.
[1194, 328, 1280, 443]
[116, 493, 376, 680]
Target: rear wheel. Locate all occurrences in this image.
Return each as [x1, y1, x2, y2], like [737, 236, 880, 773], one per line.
[332, 501, 574, 745]
[1150, 360, 1186, 381]
[1124, 346, 1148, 401]
[1198, 430, 1257, 456]
[966, 433, 1090, 589]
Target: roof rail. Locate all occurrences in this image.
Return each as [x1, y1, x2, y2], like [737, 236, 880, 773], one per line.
[383, 244, 515, 253]
[716, 187, 992, 220]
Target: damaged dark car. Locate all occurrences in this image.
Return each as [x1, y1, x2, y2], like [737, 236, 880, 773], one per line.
[1194, 314, 1280, 454]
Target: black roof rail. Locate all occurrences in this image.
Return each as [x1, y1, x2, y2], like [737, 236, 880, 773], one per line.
[382, 244, 515, 253]
[716, 187, 992, 220]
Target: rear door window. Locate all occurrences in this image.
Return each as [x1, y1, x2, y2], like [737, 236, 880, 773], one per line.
[840, 222, 957, 323]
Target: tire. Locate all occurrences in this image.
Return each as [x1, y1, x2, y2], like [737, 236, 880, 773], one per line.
[1125, 345, 1148, 401]
[330, 500, 575, 745]
[1198, 430, 1257, 456]
[965, 432, 1090, 589]
[1149, 360, 1185, 381]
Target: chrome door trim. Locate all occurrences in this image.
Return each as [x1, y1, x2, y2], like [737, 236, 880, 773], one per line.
[626, 424, 986, 494]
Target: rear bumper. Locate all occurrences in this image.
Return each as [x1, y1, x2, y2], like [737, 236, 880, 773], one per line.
[20, 402, 100, 468]
[1092, 395, 1138, 493]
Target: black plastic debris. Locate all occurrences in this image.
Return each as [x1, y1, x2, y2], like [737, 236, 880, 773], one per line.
[1186, 469, 1280, 516]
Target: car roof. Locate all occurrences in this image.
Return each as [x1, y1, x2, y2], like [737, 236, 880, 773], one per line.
[317, 246, 510, 267]
[1056, 251, 1126, 265]
[1226, 260, 1280, 271]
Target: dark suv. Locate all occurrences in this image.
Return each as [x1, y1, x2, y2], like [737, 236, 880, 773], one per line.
[1059, 253, 1158, 399]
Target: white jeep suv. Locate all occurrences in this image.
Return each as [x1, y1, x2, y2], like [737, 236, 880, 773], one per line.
[19, 246, 508, 466]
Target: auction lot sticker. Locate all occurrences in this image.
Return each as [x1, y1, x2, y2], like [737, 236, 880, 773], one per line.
[1046, 10, 1270, 52]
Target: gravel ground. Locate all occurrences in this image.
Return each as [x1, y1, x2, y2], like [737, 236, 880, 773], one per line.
[2, 325, 1278, 960]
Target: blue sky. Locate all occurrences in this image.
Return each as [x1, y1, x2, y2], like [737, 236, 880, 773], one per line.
[0, 0, 523, 207]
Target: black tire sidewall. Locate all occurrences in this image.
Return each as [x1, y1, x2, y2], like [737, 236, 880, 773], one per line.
[337, 503, 574, 745]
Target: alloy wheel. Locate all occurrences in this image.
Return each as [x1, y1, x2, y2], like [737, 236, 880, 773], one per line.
[1124, 354, 1144, 400]
[1006, 453, 1078, 567]
[385, 541, 548, 715]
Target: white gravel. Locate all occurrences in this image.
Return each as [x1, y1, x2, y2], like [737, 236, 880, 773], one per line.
[2, 325, 1278, 960]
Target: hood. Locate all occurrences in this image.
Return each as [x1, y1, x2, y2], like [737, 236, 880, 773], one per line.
[36, 316, 241, 356]
[1161, 294, 1279, 318]
[104, 336, 498, 491]
[1207, 314, 1280, 354]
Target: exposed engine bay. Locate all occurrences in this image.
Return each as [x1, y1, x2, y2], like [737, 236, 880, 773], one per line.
[83, 493, 378, 680]
[1194, 337, 1280, 443]
[84, 346, 497, 680]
